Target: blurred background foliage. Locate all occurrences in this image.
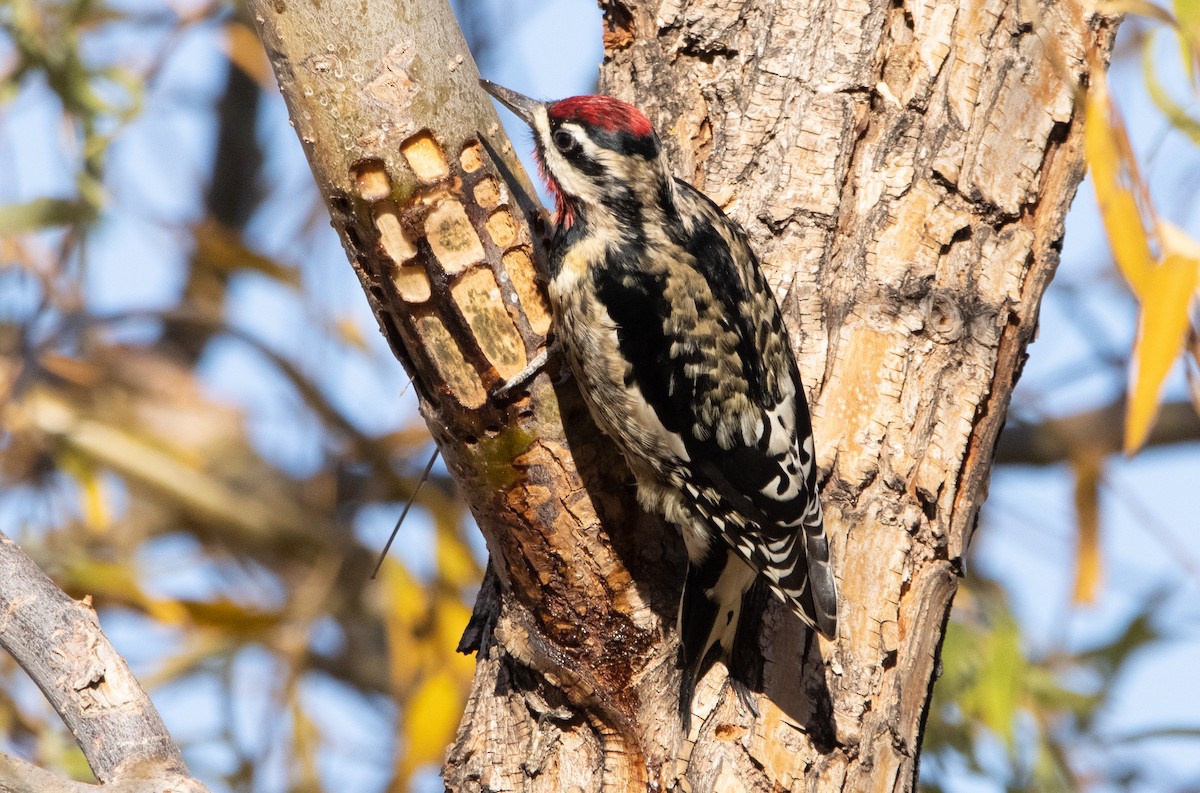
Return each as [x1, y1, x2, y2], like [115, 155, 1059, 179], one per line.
[0, 1, 1198, 792]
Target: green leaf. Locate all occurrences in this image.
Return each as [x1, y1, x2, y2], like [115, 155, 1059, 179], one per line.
[1076, 610, 1160, 679]
[1143, 32, 1200, 145]
[1176, 0, 1200, 84]
[1099, 0, 1177, 25]
[0, 197, 95, 234]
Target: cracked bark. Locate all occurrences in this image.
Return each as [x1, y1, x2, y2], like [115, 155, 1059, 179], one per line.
[248, 0, 1116, 790]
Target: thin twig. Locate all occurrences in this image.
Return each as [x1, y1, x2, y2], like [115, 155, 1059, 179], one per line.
[371, 446, 440, 579]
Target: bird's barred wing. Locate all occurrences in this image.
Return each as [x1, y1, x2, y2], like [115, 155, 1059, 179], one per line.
[593, 186, 837, 637]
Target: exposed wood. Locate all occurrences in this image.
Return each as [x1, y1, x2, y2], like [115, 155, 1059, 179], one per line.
[0, 532, 209, 793]
[246, 0, 1119, 790]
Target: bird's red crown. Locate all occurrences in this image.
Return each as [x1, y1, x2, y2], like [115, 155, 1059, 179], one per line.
[547, 95, 653, 137]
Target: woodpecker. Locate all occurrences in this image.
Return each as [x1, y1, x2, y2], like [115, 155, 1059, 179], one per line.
[481, 79, 838, 724]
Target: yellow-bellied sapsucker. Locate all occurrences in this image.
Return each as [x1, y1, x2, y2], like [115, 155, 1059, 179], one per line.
[481, 79, 838, 724]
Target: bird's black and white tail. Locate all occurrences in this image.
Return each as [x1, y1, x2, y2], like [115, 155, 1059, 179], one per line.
[677, 509, 838, 729]
[677, 546, 757, 729]
[769, 499, 838, 641]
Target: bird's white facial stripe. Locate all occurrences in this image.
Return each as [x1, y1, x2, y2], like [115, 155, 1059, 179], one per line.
[534, 116, 604, 205]
[536, 116, 662, 213]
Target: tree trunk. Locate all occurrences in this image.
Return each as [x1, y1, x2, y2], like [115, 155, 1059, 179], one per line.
[248, 0, 1116, 790]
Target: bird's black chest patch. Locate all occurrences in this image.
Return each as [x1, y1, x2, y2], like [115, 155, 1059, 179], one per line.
[592, 267, 689, 436]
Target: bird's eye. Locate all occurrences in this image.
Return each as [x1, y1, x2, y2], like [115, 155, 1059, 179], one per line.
[552, 129, 575, 152]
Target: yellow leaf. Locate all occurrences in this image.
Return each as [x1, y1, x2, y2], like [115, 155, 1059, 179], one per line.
[61, 557, 142, 601]
[334, 317, 367, 350]
[436, 524, 481, 590]
[79, 467, 111, 533]
[57, 451, 111, 532]
[1126, 253, 1199, 452]
[59, 556, 191, 625]
[291, 699, 321, 790]
[380, 561, 431, 693]
[396, 670, 465, 784]
[381, 561, 429, 632]
[1071, 455, 1102, 604]
[177, 599, 283, 635]
[143, 598, 191, 627]
[1085, 74, 1156, 298]
[432, 595, 477, 679]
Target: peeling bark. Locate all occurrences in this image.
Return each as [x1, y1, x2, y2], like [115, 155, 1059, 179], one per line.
[247, 0, 1116, 790]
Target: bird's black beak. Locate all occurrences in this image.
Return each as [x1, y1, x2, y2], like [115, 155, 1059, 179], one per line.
[480, 79, 542, 126]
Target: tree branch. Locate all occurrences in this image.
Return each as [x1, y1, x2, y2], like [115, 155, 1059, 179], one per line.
[0, 532, 209, 792]
[995, 400, 1200, 466]
[1, 751, 98, 793]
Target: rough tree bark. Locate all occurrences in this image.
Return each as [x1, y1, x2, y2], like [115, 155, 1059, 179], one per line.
[248, 0, 1116, 791]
